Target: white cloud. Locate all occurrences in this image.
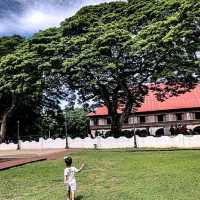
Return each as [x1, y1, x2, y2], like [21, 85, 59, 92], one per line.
[0, 0, 123, 36]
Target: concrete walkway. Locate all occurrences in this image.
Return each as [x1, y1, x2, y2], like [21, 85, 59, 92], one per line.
[0, 148, 80, 170]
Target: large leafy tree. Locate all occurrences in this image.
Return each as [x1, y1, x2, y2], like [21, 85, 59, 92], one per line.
[59, 0, 200, 134]
[0, 41, 44, 141]
[1, 0, 199, 139]
[0, 35, 26, 141]
[24, 0, 199, 135]
[0, 31, 68, 141]
[64, 28, 150, 133]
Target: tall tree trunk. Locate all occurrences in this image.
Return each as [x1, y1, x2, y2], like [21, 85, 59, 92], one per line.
[109, 97, 134, 136]
[0, 113, 8, 142]
[0, 94, 17, 142]
[99, 85, 122, 136]
[110, 113, 122, 136]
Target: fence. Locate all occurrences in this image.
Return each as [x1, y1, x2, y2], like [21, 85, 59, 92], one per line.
[1, 134, 200, 150]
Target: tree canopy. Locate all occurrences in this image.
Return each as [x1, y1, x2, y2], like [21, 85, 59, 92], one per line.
[60, 0, 200, 133]
[64, 107, 89, 139]
[0, 32, 67, 141]
[0, 0, 199, 139]
[0, 35, 25, 58]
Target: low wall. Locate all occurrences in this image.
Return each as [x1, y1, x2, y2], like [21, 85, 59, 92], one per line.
[1, 135, 200, 150]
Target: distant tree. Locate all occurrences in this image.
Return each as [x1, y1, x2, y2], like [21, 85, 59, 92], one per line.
[64, 107, 89, 138]
[39, 107, 65, 138]
[0, 35, 24, 57]
[0, 32, 68, 141]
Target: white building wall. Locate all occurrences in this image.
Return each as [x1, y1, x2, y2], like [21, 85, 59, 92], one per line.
[185, 113, 191, 120]
[166, 113, 176, 121]
[147, 115, 156, 123]
[98, 118, 107, 125]
[128, 117, 132, 124]
[133, 116, 138, 124]
[191, 112, 195, 120]
[90, 119, 94, 126]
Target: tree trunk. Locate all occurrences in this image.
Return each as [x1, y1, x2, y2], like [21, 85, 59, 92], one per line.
[110, 113, 122, 137]
[109, 98, 134, 137]
[0, 94, 17, 142]
[0, 113, 8, 142]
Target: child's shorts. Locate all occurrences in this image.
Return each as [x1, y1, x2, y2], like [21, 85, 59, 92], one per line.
[67, 182, 77, 192]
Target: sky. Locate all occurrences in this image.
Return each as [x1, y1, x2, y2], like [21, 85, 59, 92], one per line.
[0, 0, 117, 36]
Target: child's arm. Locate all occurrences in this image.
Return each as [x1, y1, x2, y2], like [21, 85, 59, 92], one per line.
[78, 163, 85, 172]
[64, 174, 67, 184]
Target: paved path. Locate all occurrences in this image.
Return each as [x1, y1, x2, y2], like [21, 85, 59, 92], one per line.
[0, 148, 80, 171]
[0, 157, 46, 170]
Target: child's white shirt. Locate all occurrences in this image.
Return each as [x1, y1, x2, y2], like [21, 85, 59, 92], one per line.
[64, 167, 79, 184]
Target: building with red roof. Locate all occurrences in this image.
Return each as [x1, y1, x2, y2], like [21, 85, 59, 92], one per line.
[88, 84, 200, 136]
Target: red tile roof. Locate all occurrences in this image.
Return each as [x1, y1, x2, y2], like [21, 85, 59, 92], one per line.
[88, 84, 200, 116]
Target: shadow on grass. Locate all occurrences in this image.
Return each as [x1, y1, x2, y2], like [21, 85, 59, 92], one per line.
[76, 195, 83, 200]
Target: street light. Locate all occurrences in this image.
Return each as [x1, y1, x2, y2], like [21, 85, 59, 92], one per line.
[64, 111, 69, 149]
[17, 120, 20, 150]
[48, 125, 51, 138]
[132, 114, 137, 148]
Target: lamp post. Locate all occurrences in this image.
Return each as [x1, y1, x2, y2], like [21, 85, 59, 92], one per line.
[17, 120, 20, 150]
[48, 125, 51, 138]
[132, 114, 137, 148]
[64, 111, 69, 149]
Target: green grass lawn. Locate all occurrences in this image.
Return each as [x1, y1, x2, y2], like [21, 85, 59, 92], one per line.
[1, 150, 200, 200]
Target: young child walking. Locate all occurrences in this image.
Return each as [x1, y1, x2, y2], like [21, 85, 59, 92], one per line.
[64, 156, 85, 200]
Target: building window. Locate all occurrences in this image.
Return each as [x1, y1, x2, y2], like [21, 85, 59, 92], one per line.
[139, 116, 146, 123]
[157, 115, 164, 122]
[107, 118, 111, 125]
[195, 112, 200, 119]
[93, 118, 98, 125]
[124, 117, 129, 124]
[176, 113, 182, 121]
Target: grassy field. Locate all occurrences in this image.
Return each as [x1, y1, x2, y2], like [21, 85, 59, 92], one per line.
[0, 150, 200, 200]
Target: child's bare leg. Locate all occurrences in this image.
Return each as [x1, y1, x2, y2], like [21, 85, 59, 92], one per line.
[71, 191, 75, 200]
[67, 187, 70, 200]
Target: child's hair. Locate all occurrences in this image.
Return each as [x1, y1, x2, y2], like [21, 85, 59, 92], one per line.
[64, 156, 72, 166]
